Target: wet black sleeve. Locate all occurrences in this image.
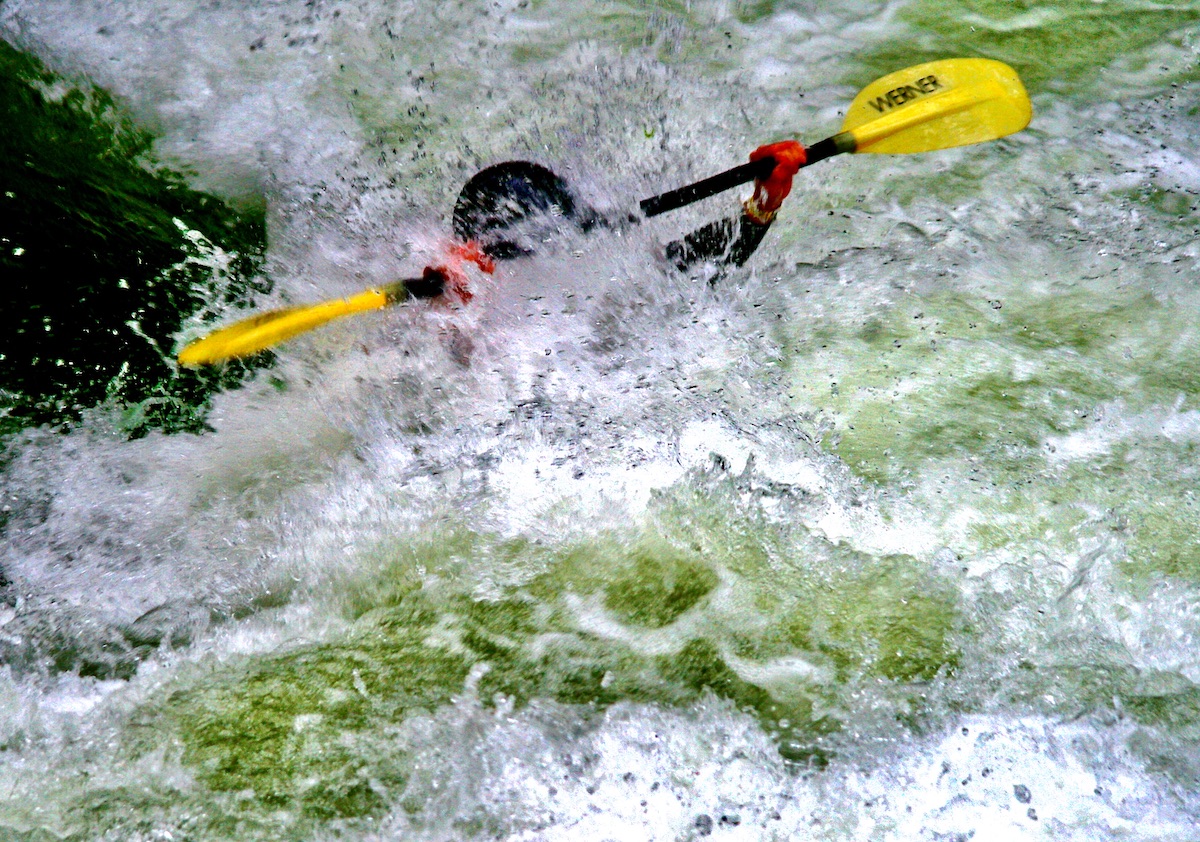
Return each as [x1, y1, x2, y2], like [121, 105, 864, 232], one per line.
[666, 213, 772, 276]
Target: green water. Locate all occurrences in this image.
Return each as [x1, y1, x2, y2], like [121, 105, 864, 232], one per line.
[0, 42, 269, 438]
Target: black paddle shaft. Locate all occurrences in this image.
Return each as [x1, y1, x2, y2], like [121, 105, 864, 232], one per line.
[637, 134, 849, 218]
[639, 158, 774, 218]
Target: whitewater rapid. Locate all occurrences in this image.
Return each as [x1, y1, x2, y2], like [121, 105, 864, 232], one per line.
[2, 1, 1199, 839]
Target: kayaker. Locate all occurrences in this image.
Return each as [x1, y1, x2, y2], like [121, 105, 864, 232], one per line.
[176, 59, 1033, 369]
[413, 140, 807, 300]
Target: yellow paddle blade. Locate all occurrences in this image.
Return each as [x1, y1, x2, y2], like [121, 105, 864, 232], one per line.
[841, 58, 1031, 154]
[177, 285, 396, 366]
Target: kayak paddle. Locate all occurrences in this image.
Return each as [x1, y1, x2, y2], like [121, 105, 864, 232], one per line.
[176, 241, 498, 366]
[177, 280, 413, 367]
[639, 57, 1031, 217]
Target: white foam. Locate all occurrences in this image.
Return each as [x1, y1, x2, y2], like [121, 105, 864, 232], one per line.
[367, 702, 1194, 842]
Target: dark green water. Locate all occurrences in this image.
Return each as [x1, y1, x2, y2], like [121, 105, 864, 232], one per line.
[0, 42, 269, 438]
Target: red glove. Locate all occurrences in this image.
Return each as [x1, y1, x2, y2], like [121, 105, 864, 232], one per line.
[423, 240, 496, 304]
[745, 140, 806, 224]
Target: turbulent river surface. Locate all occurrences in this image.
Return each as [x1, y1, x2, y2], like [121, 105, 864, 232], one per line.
[2, 1, 1200, 839]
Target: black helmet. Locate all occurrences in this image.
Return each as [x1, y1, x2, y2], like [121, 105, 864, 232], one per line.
[452, 161, 580, 259]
